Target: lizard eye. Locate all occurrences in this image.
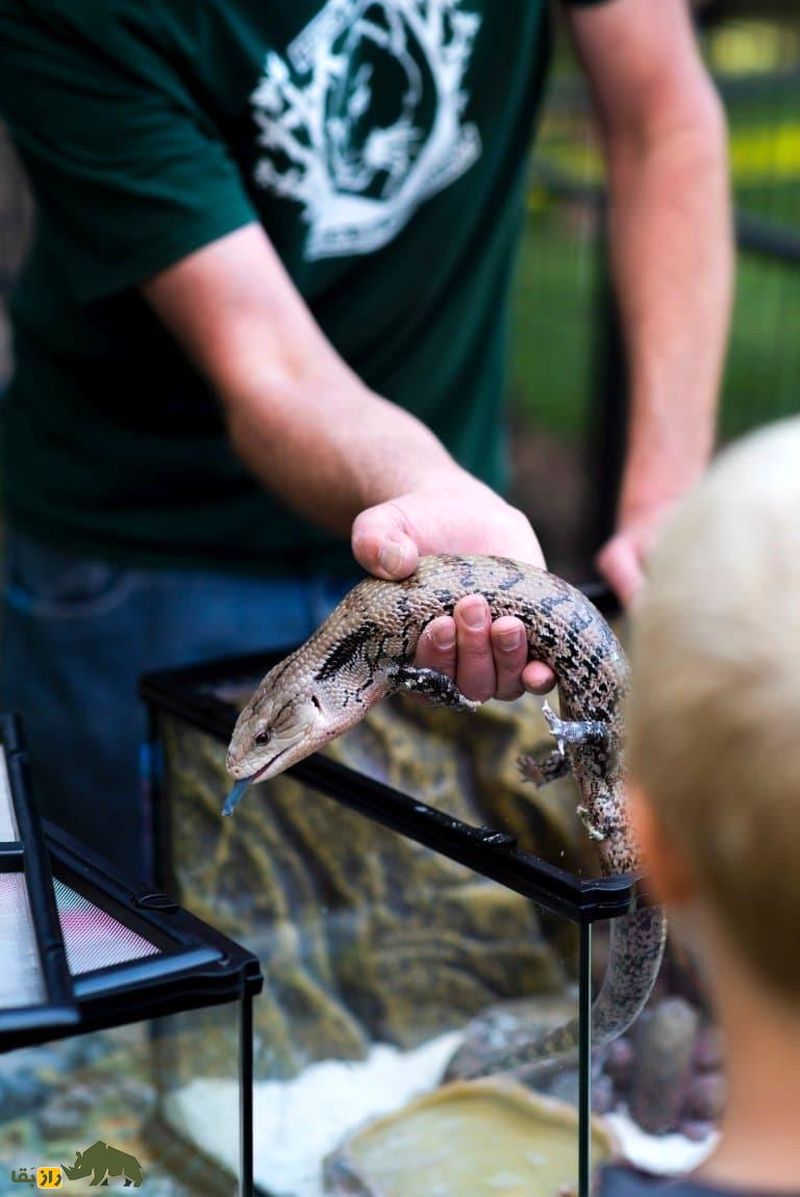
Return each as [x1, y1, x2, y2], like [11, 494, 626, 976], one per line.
[254, 729, 271, 747]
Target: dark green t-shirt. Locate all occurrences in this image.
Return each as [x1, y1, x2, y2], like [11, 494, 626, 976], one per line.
[0, 0, 602, 575]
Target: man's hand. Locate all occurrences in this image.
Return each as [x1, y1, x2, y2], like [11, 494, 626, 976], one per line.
[596, 502, 674, 608]
[352, 480, 556, 702]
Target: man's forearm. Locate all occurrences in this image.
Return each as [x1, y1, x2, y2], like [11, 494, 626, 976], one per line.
[606, 95, 733, 525]
[143, 224, 467, 536]
[223, 357, 466, 536]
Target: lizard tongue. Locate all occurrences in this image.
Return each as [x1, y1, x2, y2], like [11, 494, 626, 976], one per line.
[222, 777, 252, 816]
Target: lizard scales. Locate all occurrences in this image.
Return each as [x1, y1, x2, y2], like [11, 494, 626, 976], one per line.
[226, 553, 666, 1069]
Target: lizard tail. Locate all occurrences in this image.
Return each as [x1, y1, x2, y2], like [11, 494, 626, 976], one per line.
[456, 905, 667, 1078]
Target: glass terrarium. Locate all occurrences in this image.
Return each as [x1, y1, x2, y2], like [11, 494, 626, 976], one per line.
[141, 595, 723, 1196]
[0, 714, 262, 1197]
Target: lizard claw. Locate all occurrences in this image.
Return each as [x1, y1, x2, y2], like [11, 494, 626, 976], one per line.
[541, 700, 565, 754]
[518, 754, 547, 786]
[577, 804, 607, 841]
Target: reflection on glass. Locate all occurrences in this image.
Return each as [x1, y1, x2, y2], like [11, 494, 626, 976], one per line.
[0, 1014, 243, 1197]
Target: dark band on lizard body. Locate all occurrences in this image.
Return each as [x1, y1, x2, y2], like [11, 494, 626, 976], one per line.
[225, 554, 666, 1069]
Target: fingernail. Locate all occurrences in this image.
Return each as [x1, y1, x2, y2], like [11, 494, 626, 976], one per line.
[433, 623, 456, 651]
[497, 627, 522, 652]
[461, 599, 487, 630]
[378, 539, 405, 577]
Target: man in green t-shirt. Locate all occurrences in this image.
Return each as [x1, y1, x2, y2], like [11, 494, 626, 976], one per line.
[0, 0, 731, 876]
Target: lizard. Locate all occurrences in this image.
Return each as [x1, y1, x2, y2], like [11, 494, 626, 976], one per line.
[224, 553, 666, 1070]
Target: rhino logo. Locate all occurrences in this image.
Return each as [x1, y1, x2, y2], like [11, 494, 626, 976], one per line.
[62, 1141, 144, 1188]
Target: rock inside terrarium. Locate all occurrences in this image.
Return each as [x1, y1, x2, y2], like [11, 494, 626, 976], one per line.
[323, 1077, 617, 1197]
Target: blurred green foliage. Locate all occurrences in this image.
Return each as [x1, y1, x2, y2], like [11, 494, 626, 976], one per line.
[509, 13, 800, 446]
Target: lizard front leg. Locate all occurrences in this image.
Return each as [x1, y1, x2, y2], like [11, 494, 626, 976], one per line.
[541, 700, 610, 752]
[385, 664, 481, 712]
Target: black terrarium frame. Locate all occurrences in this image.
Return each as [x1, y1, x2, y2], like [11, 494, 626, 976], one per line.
[44, 822, 263, 1033]
[0, 713, 78, 1047]
[140, 582, 650, 1197]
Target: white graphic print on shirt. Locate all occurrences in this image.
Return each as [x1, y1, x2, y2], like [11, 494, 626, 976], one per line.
[250, 0, 483, 260]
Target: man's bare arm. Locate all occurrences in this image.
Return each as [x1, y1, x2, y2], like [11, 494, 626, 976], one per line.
[143, 225, 461, 542]
[142, 224, 554, 698]
[569, 0, 733, 603]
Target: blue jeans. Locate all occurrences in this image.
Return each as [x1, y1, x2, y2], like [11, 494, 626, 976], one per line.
[0, 529, 355, 882]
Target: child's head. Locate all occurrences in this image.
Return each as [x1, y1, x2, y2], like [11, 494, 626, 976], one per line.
[628, 417, 800, 1006]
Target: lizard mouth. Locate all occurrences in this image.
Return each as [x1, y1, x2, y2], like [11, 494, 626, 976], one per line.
[252, 744, 293, 782]
[222, 745, 293, 815]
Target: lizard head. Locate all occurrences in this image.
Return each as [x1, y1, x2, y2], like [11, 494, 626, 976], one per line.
[224, 686, 325, 808]
[223, 661, 386, 814]
[223, 582, 397, 814]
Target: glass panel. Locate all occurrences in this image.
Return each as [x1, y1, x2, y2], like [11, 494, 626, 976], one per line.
[0, 748, 19, 842]
[590, 917, 723, 1176]
[154, 1002, 244, 1193]
[0, 872, 45, 1009]
[54, 879, 161, 975]
[156, 708, 611, 1196]
[0, 1012, 242, 1197]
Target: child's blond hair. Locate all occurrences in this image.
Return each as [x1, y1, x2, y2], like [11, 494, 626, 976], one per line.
[628, 417, 800, 1002]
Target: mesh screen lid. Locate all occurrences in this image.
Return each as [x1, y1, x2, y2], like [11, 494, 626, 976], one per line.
[0, 872, 46, 1008]
[54, 879, 161, 975]
[0, 747, 18, 841]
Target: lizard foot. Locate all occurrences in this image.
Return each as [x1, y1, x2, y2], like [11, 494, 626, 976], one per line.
[518, 748, 571, 787]
[541, 700, 610, 752]
[576, 803, 607, 842]
[386, 664, 481, 712]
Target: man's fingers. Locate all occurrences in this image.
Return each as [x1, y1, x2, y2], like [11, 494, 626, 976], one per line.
[490, 617, 528, 701]
[414, 616, 457, 678]
[351, 504, 420, 580]
[522, 659, 557, 695]
[596, 535, 644, 608]
[414, 606, 556, 703]
[491, 620, 557, 698]
[452, 596, 496, 703]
